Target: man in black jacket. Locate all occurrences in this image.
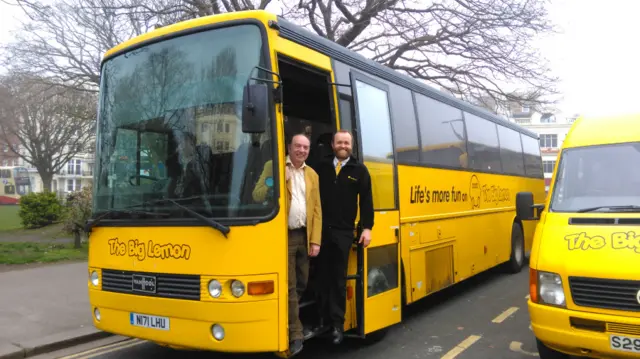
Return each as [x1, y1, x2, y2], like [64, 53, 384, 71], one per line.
[310, 129, 374, 345]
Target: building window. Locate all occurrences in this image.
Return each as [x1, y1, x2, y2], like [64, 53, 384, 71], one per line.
[522, 106, 530, 113]
[225, 123, 230, 133]
[67, 179, 82, 192]
[67, 159, 82, 175]
[543, 160, 556, 174]
[540, 114, 556, 123]
[539, 134, 558, 148]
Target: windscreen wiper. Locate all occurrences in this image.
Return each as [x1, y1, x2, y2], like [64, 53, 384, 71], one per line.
[85, 209, 170, 232]
[577, 205, 640, 213]
[130, 198, 231, 238]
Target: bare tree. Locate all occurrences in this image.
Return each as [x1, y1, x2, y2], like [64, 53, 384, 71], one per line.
[286, 0, 559, 109]
[1, 0, 163, 92]
[0, 74, 96, 191]
[2, 0, 558, 108]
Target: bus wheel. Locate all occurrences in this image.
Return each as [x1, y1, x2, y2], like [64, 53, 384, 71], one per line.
[506, 222, 525, 274]
[536, 338, 570, 359]
[363, 327, 388, 345]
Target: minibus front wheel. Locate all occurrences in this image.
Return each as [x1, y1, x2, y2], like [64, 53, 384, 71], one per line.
[536, 338, 570, 359]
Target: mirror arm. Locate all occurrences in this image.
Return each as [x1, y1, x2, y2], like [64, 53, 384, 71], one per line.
[249, 65, 283, 104]
[532, 203, 545, 219]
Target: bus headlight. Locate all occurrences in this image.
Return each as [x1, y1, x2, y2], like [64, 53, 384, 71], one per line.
[538, 271, 566, 307]
[90, 271, 100, 286]
[231, 280, 245, 297]
[208, 280, 222, 298]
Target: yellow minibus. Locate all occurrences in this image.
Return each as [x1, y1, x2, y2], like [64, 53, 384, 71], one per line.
[517, 114, 640, 358]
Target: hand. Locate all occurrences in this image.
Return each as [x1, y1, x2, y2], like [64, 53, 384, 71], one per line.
[309, 243, 320, 257]
[358, 229, 372, 248]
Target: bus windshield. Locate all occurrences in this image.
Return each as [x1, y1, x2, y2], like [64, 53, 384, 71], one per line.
[550, 141, 640, 212]
[93, 24, 276, 221]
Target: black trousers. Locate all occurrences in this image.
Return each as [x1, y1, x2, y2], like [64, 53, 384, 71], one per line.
[316, 227, 354, 329]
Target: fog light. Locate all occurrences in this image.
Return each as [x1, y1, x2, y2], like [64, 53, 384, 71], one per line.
[90, 271, 99, 286]
[212, 324, 225, 341]
[231, 280, 245, 297]
[94, 308, 101, 321]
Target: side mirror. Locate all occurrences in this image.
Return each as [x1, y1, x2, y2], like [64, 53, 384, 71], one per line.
[242, 83, 269, 134]
[516, 191, 539, 220]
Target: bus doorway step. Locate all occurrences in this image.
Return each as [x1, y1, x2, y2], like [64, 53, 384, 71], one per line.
[304, 325, 330, 341]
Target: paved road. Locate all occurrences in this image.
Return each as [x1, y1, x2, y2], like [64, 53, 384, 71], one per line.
[40, 264, 546, 359]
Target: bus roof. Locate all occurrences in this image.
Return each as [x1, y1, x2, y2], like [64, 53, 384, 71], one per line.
[564, 113, 640, 149]
[101, 9, 538, 140]
[102, 10, 276, 61]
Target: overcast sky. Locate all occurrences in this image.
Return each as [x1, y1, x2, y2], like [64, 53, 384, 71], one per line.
[1, 0, 638, 119]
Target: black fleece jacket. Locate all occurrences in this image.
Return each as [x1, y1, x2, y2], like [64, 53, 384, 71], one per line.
[314, 154, 374, 231]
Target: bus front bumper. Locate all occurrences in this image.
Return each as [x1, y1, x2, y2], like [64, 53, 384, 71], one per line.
[529, 300, 640, 358]
[89, 289, 281, 353]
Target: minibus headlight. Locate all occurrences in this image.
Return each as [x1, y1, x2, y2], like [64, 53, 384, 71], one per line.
[538, 271, 566, 307]
[208, 280, 222, 298]
[231, 280, 245, 297]
[90, 271, 99, 286]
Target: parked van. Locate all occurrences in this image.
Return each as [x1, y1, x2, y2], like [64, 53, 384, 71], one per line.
[517, 114, 640, 358]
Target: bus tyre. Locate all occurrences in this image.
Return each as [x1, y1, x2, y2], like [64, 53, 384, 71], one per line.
[364, 327, 388, 345]
[506, 222, 525, 274]
[536, 338, 570, 359]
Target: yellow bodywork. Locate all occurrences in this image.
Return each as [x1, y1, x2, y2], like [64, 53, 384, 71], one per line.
[528, 113, 640, 358]
[398, 164, 544, 304]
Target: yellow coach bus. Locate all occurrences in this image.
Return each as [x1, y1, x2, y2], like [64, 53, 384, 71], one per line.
[86, 10, 545, 357]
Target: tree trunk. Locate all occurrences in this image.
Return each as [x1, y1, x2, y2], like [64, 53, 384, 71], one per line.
[40, 172, 53, 192]
[74, 231, 82, 249]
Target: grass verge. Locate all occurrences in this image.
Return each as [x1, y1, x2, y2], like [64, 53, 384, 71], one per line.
[0, 242, 88, 265]
[0, 205, 21, 231]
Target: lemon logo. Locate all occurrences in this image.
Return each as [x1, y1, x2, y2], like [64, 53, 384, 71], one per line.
[469, 175, 481, 209]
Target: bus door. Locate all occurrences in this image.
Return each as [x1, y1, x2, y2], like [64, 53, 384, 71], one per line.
[341, 70, 402, 338]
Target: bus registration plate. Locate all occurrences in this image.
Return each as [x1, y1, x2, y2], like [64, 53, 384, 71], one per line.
[130, 312, 170, 331]
[610, 334, 640, 353]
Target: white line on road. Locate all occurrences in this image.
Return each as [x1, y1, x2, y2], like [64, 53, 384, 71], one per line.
[440, 335, 482, 359]
[492, 307, 519, 323]
[509, 341, 539, 356]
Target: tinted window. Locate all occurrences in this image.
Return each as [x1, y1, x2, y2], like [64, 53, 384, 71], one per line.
[497, 125, 525, 175]
[390, 87, 419, 162]
[414, 94, 467, 169]
[521, 134, 543, 178]
[354, 78, 397, 210]
[464, 112, 502, 173]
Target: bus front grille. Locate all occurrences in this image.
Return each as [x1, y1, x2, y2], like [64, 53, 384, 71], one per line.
[101, 269, 201, 301]
[568, 276, 640, 312]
